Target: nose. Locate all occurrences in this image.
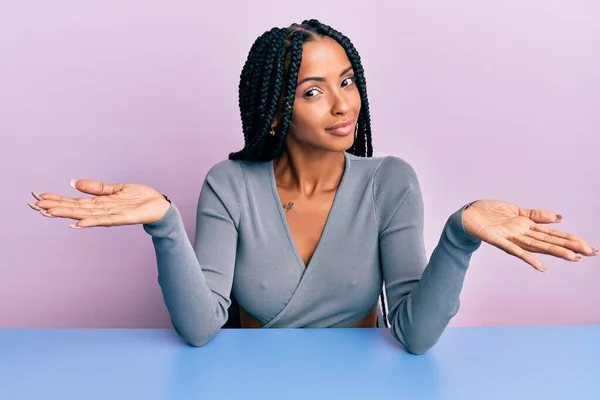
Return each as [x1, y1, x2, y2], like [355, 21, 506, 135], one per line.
[330, 89, 350, 116]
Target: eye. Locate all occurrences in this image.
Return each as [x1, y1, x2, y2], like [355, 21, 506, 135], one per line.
[303, 88, 321, 99]
[341, 76, 355, 87]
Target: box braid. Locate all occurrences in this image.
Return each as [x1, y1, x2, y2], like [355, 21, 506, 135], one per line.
[229, 19, 374, 162]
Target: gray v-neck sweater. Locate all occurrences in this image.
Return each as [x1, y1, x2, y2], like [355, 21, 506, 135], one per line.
[143, 152, 482, 354]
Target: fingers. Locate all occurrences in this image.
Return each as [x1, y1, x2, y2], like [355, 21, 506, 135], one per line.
[27, 184, 132, 229]
[503, 223, 598, 270]
[28, 199, 132, 228]
[525, 229, 597, 257]
[520, 208, 562, 224]
[43, 206, 117, 220]
[27, 201, 55, 218]
[530, 225, 598, 252]
[31, 198, 98, 210]
[28, 191, 110, 211]
[71, 179, 125, 196]
[37, 193, 95, 204]
[71, 214, 132, 228]
[494, 237, 546, 272]
[510, 235, 581, 262]
[27, 191, 121, 221]
[31, 192, 80, 202]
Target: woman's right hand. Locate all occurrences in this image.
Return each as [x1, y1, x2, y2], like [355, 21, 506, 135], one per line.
[27, 179, 171, 229]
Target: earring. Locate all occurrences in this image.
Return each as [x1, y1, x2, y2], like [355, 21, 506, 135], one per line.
[269, 126, 276, 136]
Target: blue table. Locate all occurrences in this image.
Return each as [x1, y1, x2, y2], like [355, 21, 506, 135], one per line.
[1, 326, 598, 399]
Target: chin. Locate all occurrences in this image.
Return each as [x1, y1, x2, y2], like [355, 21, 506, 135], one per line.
[327, 136, 355, 152]
[291, 133, 355, 153]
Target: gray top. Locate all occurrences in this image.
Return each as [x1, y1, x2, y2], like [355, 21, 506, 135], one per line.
[143, 152, 482, 354]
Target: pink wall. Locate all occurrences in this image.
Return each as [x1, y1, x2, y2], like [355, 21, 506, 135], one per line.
[2, 1, 598, 328]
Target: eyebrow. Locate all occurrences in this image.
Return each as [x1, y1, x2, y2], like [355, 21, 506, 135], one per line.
[296, 66, 353, 86]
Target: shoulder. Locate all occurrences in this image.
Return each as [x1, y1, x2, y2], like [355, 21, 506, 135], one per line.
[347, 154, 423, 229]
[373, 155, 420, 193]
[198, 159, 248, 221]
[202, 158, 254, 194]
[202, 158, 254, 198]
[205, 159, 245, 180]
[346, 153, 420, 192]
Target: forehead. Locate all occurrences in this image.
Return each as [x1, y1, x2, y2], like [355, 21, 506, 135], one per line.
[297, 37, 351, 77]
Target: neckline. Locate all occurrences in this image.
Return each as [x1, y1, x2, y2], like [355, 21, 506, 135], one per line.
[268, 151, 352, 271]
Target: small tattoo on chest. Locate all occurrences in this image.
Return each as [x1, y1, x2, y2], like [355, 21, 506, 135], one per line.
[282, 202, 294, 212]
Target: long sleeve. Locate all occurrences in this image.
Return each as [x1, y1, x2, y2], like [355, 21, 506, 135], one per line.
[374, 157, 482, 355]
[142, 160, 244, 347]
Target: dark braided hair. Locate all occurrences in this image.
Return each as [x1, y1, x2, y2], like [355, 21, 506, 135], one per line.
[229, 19, 374, 162]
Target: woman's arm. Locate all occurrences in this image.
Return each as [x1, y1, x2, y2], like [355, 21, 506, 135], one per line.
[375, 157, 482, 355]
[143, 160, 244, 347]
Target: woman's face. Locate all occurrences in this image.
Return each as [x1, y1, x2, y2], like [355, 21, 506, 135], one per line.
[280, 36, 361, 154]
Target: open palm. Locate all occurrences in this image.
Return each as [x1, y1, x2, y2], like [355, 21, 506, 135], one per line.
[462, 200, 598, 272]
[27, 179, 170, 228]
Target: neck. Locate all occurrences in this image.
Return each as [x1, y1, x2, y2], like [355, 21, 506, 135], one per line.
[273, 147, 346, 197]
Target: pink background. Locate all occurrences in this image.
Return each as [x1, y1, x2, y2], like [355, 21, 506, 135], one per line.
[2, 1, 598, 328]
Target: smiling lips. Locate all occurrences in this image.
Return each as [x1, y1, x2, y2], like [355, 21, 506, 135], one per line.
[325, 119, 355, 136]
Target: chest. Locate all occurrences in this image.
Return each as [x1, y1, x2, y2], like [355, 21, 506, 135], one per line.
[231, 165, 382, 325]
[277, 186, 337, 267]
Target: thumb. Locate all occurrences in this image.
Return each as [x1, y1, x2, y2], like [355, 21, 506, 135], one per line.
[70, 179, 124, 196]
[520, 207, 563, 224]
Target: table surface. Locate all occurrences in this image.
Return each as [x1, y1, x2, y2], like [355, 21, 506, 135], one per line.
[1, 325, 599, 400]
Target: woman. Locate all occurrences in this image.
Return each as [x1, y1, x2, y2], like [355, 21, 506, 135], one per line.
[27, 19, 597, 354]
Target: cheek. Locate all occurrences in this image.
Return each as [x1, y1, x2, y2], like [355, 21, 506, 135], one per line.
[289, 103, 326, 136]
[350, 88, 362, 111]
[288, 89, 362, 138]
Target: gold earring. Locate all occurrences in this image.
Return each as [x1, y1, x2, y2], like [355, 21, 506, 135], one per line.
[269, 126, 276, 136]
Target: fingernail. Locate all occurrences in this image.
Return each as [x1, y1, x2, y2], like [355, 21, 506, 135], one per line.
[27, 202, 41, 211]
[40, 210, 55, 218]
[556, 214, 563, 222]
[31, 192, 42, 201]
[69, 224, 82, 229]
[70, 179, 78, 189]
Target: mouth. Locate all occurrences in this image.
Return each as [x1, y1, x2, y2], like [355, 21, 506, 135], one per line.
[325, 119, 355, 137]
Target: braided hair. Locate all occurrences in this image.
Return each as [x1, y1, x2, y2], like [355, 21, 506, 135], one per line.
[228, 19, 374, 162]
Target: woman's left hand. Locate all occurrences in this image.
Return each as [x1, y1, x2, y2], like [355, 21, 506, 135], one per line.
[462, 200, 598, 272]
